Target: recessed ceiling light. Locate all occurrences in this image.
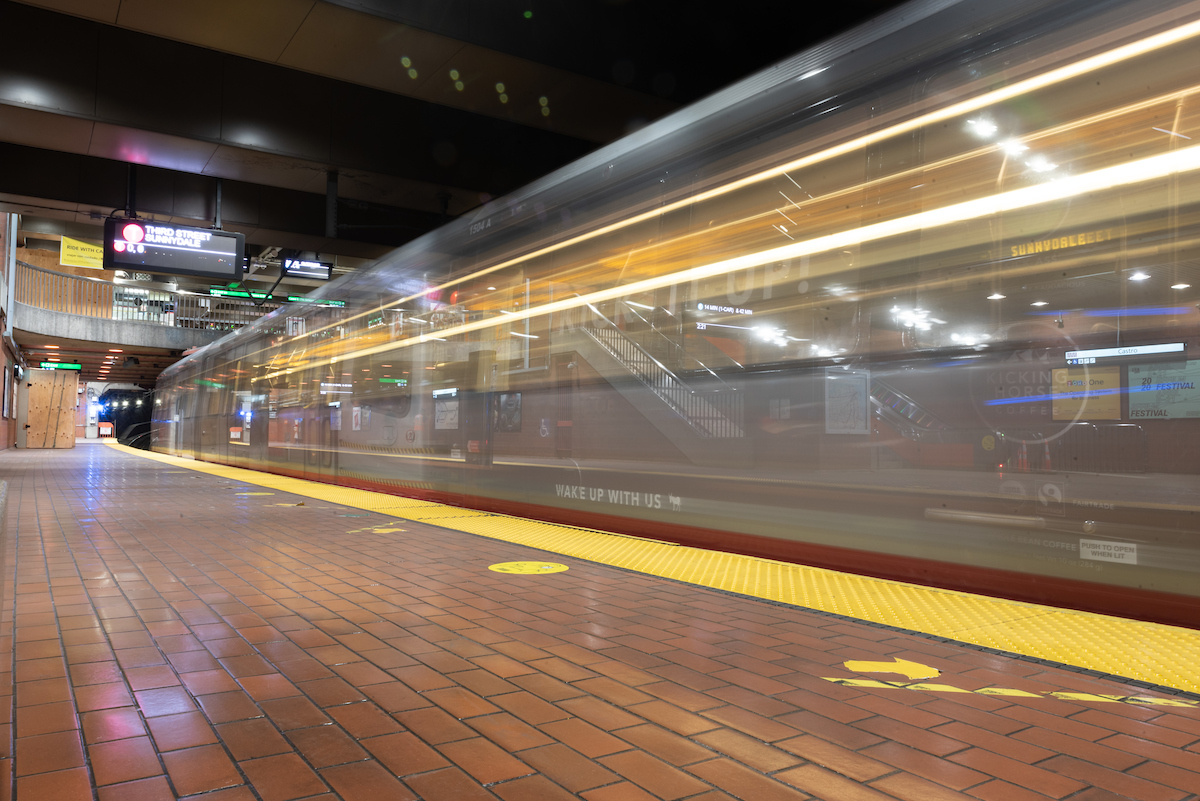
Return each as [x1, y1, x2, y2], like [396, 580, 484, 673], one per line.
[108, 349, 123, 353]
[987, 293, 1006, 300]
[1129, 272, 1151, 281]
[968, 119, 998, 137]
[45, 344, 58, 349]
[487, 286, 497, 291]
[1172, 283, 1190, 289]
[1030, 301, 1048, 306]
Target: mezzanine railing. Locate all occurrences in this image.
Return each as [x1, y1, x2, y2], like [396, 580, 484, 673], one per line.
[15, 261, 281, 331]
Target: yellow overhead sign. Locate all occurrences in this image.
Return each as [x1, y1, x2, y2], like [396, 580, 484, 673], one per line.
[1052, 366, 1121, 420]
[60, 236, 103, 270]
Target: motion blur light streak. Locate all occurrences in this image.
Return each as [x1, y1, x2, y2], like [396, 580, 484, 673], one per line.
[256, 141, 1200, 381]
[269, 17, 1200, 349]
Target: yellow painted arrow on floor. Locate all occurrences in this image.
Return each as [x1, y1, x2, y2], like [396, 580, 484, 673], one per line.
[843, 658, 940, 680]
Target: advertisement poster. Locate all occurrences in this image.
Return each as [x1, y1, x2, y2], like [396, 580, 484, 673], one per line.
[60, 236, 104, 269]
[824, 368, 870, 435]
[1051, 366, 1120, 420]
[434, 389, 459, 430]
[497, 393, 522, 433]
[1129, 360, 1200, 419]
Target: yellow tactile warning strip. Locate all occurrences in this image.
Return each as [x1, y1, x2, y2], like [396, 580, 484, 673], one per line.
[111, 442, 1200, 694]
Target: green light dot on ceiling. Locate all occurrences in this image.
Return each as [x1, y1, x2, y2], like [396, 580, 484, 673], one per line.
[401, 56, 411, 68]
[495, 82, 505, 93]
[407, 68, 418, 79]
[449, 69, 459, 80]
[539, 96, 548, 106]
[523, 10, 532, 18]
[499, 93, 508, 103]
[541, 107, 550, 116]
[455, 80, 464, 91]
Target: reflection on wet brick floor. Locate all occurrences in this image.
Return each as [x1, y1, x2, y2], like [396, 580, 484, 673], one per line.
[1, 444, 1198, 800]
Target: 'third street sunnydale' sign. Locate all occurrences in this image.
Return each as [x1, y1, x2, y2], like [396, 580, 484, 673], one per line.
[104, 219, 244, 280]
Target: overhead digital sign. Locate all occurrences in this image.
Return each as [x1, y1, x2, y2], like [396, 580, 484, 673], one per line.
[104, 218, 244, 280]
[282, 256, 333, 281]
[1065, 342, 1184, 365]
[40, 362, 81, 370]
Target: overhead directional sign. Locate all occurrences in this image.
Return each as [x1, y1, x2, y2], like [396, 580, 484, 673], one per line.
[1066, 342, 1184, 365]
[282, 255, 333, 281]
[40, 362, 81, 370]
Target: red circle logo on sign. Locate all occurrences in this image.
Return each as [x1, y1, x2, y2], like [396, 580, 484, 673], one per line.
[122, 222, 145, 243]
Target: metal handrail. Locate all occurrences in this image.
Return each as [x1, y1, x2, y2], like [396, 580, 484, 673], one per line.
[617, 300, 742, 387]
[870, 378, 950, 441]
[578, 303, 743, 437]
[15, 261, 281, 331]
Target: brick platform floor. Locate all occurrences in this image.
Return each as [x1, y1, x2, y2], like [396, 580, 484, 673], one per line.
[0, 443, 1198, 801]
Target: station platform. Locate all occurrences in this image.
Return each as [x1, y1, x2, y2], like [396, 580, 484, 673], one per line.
[0, 442, 1198, 801]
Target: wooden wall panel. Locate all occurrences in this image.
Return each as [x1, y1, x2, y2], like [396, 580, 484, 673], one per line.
[22, 369, 77, 449]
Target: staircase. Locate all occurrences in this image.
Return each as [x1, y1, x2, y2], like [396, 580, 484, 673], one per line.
[582, 326, 744, 438]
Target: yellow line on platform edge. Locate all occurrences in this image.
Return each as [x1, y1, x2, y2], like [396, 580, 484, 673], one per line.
[111, 442, 1200, 694]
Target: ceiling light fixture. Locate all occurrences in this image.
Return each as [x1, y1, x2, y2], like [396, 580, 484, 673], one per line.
[967, 119, 998, 137]
[1171, 283, 1191, 289]
[1129, 271, 1151, 280]
[1026, 156, 1057, 172]
[1031, 301, 1048, 306]
[987, 293, 1006, 300]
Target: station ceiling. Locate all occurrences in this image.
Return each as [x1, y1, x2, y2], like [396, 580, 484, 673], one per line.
[0, 0, 905, 255]
[0, 0, 904, 383]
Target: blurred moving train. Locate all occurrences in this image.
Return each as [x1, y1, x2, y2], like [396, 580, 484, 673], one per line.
[153, 0, 1200, 627]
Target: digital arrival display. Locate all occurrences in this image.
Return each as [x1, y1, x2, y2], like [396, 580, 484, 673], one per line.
[282, 256, 333, 281]
[104, 219, 244, 280]
[1065, 342, 1185, 365]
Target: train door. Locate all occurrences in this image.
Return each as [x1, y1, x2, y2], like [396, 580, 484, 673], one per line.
[191, 375, 204, 461]
[172, 390, 188, 455]
[302, 404, 338, 482]
[303, 404, 320, 478]
[326, 406, 338, 477]
[248, 391, 268, 467]
[553, 353, 574, 457]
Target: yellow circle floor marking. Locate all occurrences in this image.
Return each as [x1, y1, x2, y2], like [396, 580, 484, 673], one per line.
[489, 561, 569, 574]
